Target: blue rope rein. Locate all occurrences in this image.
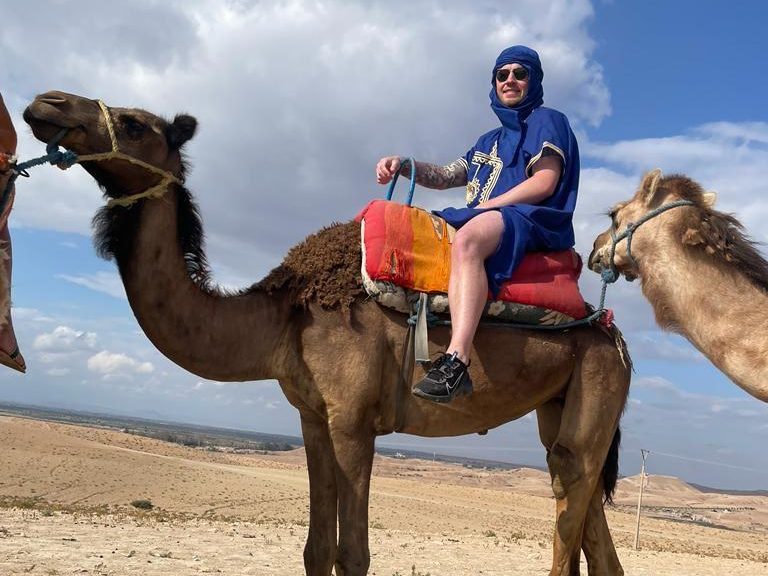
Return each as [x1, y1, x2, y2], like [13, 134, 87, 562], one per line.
[0, 129, 76, 215]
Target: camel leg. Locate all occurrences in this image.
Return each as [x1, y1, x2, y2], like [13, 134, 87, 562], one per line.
[300, 413, 338, 576]
[543, 353, 627, 576]
[582, 485, 624, 575]
[329, 420, 376, 576]
[537, 401, 582, 574]
[537, 401, 624, 576]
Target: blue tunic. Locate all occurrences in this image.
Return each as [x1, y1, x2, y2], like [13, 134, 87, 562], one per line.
[434, 46, 580, 296]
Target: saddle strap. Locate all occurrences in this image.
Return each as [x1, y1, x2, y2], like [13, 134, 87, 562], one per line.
[414, 292, 430, 364]
[394, 322, 416, 433]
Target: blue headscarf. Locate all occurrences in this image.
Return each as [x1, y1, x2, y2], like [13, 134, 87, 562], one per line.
[490, 45, 544, 167]
[434, 45, 581, 296]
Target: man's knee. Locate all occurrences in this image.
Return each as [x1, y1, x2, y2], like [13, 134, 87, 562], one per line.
[452, 228, 484, 260]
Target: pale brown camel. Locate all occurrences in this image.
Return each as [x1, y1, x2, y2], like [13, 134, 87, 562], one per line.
[589, 169, 768, 403]
[25, 91, 632, 576]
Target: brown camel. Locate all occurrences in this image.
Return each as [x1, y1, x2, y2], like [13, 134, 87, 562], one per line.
[589, 169, 768, 403]
[24, 91, 632, 576]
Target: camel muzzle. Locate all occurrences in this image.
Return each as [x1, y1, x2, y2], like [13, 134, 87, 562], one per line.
[24, 91, 99, 146]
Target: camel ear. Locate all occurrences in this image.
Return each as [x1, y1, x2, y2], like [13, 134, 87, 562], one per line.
[166, 114, 197, 150]
[702, 191, 717, 208]
[639, 169, 663, 203]
[682, 228, 705, 246]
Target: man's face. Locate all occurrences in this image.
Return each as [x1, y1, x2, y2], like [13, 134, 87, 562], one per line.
[495, 64, 529, 107]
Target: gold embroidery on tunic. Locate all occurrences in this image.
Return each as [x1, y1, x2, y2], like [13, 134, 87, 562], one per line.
[466, 140, 503, 205]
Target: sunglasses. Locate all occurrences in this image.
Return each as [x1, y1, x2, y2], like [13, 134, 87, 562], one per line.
[495, 67, 529, 83]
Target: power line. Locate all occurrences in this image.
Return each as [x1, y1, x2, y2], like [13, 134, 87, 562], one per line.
[647, 450, 768, 474]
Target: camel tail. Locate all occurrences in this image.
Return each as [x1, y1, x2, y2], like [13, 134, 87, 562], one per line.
[602, 425, 621, 505]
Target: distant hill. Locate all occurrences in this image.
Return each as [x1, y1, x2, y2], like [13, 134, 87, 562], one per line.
[690, 483, 768, 497]
[1, 400, 764, 496]
[0, 401, 304, 452]
[374, 445, 547, 473]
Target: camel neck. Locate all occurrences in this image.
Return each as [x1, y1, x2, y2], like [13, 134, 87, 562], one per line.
[116, 189, 293, 382]
[640, 242, 768, 401]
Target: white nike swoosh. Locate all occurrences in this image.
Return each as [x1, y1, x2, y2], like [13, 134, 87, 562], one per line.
[446, 371, 466, 392]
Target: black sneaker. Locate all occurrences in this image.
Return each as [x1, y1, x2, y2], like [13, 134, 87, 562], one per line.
[412, 352, 473, 403]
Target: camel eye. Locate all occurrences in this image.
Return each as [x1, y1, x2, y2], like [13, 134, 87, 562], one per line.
[121, 116, 146, 139]
[607, 205, 626, 227]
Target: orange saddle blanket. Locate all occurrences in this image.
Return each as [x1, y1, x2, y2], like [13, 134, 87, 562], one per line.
[356, 199, 587, 320]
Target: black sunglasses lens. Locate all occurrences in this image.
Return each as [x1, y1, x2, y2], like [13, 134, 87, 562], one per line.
[496, 68, 528, 82]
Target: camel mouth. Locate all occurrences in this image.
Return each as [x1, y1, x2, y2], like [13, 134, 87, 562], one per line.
[586, 250, 605, 274]
[23, 105, 82, 144]
[23, 93, 89, 147]
[587, 251, 637, 281]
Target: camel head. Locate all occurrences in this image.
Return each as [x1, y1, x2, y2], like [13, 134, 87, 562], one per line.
[23, 91, 197, 204]
[588, 169, 718, 281]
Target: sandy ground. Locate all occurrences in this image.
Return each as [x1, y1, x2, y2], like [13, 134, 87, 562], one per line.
[0, 415, 766, 575]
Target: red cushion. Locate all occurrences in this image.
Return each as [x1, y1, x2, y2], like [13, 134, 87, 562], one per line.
[357, 200, 587, 320]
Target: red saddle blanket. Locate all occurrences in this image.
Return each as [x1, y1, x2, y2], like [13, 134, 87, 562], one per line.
[356, 199, 587, 320]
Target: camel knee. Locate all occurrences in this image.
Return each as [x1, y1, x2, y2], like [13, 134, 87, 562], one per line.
[547, 443, 584, 499]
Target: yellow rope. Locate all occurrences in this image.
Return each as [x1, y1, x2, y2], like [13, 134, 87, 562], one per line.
[106, 181, 172, 207]
[75, 101, 181, 208]
[98, 100, 119, 152]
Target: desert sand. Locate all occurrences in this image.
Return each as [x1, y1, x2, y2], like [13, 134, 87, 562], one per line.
[0, 414, 766, 575]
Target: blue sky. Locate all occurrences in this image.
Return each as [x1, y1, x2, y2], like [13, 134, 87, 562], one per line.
[589, 1, 768, 140]
[2, 0, 768, 490]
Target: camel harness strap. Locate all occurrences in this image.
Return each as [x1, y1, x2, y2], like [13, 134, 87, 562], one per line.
[602, 199, 695, 283]
[1, 100, 181, 212]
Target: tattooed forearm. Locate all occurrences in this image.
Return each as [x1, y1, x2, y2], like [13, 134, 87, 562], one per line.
[399, 159, 468, 190]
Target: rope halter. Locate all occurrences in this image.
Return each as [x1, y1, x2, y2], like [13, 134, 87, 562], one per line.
[48, 100, 183, 208]
[601, 198, 695, 284]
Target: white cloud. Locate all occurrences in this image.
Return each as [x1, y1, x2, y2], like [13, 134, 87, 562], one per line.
[193, 380, 226, 390]
[87, 350, 154, 376]
[57, 271, 127, 299]
[10, 308, 56, 324]
[633, 376, 680, 393]
[694, 121, 768, 145]
[626, 333, 707, 363]
[581, 122, 768, 245]
[46, 367, 71, 377]
[631, 375, 768, 424]
[33, 326, 98, 353]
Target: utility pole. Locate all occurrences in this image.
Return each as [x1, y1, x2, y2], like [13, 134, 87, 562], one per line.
[634, 449, 650, 550]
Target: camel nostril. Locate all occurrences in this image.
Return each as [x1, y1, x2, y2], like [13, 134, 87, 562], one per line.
[38, 95, 68, 105]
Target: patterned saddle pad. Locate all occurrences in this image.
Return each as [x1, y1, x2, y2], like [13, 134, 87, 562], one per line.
[356, 199, 587, 325]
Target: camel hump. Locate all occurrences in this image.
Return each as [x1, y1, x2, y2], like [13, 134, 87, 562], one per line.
[256, 220, 365, 310]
